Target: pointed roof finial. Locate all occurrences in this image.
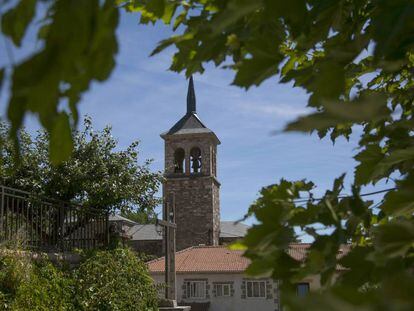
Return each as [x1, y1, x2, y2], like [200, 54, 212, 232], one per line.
[187, 75, 196, 115]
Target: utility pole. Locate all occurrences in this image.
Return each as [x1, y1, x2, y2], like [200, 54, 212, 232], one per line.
[160, 193, 177, 300]
[157, 193, 191, 310]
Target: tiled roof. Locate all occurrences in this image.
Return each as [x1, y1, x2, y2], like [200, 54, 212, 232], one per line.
[148, 246, 249, 274]
[148, 244, 351, 274]
[287, 243, 311, 261]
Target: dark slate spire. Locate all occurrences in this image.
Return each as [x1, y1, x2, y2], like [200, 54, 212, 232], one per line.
[187, 76, 196, 114]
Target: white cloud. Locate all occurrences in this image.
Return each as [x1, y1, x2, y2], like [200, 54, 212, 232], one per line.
[237, 102, 312, 119]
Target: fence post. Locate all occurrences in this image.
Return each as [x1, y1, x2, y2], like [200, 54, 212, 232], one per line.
[58, 203, 64, 252]
[0, 186, 4, 240]
[105, 211, 110, 247]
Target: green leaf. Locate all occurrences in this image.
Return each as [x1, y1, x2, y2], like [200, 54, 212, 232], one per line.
[146, 0, 165, 16]
[210, 0, 261, 35]
[264, 0, 308, 38]
[354, 144, 384, 186]
[307, 61, 345, 107]
[355, 146, 414, 186]
[173, 10, 188, 31]
[382, 174, 414, 216]
[161, 2, 177, 24]
[49, 113, 73, 165]
[151, 33, 194, 56]
[6, 0, 119, 162]
[339, 246, 375, 288]
[233, 56, 281, 88]
[1, 0, 37, 46]
[371, 1, 414, 62]
[286, 93, 390, 133]
[375, 220, 414, 257]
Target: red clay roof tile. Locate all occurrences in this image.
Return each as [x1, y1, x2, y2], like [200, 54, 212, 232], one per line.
[147, 244, 350, 274]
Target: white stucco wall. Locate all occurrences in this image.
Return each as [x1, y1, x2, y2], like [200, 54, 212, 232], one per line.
[152, 273, 280, 311]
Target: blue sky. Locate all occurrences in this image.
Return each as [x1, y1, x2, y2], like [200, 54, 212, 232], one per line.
[1, 10, 375, 229]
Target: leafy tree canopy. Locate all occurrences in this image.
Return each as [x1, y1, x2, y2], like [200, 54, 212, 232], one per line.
[2, 1, 414, 309]
[0, 117, 162, 215]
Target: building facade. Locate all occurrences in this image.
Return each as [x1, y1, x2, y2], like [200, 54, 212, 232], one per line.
[148, 245, 327, 311]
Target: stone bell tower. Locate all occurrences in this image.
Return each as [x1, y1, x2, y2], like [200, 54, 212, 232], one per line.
[161, 77, 220, 251]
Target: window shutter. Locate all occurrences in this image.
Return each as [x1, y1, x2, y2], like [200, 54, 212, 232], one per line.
[266, 280, 273, 299]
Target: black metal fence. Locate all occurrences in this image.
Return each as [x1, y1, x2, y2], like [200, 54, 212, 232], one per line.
[0, 185, 109, 252]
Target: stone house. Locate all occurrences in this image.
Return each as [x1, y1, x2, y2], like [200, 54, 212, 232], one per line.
[109, 215, 249, 258]
[148, 244, 334, 311]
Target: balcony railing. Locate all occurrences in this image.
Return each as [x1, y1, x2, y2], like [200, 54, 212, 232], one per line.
[0, 185, 109, 252]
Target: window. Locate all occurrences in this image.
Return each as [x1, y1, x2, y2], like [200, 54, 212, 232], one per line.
[246, 280, 266, 298]
[214, 283, 231, 297]
[185, 281, 206, 299]
[174, 148, 185, 173]
[296, 283, 310, 297]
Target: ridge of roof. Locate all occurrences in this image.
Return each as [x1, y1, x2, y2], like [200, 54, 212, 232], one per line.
[108, 214, 137, 226]
[146, 246, 196, 265]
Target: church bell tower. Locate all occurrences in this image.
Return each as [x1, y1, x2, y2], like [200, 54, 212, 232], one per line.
[161, 77, 220, 251]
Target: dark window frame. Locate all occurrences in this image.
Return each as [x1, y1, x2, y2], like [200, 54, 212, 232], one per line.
[296, 282, 310, 297]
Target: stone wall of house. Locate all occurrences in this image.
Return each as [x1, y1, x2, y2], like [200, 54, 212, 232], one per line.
[151, 273, 281, 311]
[128, 240, 163, 258]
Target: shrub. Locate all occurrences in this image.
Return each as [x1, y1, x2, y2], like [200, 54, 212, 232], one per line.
[0, 247, 157, 310]
[0, 252, 75, 310]
[74, 248, 158, 311]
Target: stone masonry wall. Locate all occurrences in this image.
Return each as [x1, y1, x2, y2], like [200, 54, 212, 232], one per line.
[212, 179, 220, 246]
[164, 176, 220, 251]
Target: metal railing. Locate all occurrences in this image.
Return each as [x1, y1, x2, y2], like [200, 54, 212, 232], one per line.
[0, 185, 109, 251]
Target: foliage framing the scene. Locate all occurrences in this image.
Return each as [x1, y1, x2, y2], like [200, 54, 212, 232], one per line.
[0, 0, 119, 164]
[2, 0, 414, 309]
[118, 0, 413, 310]
[0, 117, 162, 215]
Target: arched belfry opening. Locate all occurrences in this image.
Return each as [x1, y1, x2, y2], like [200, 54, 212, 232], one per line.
[190, 147, 202, 174]
[174, 148, 185, 173]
